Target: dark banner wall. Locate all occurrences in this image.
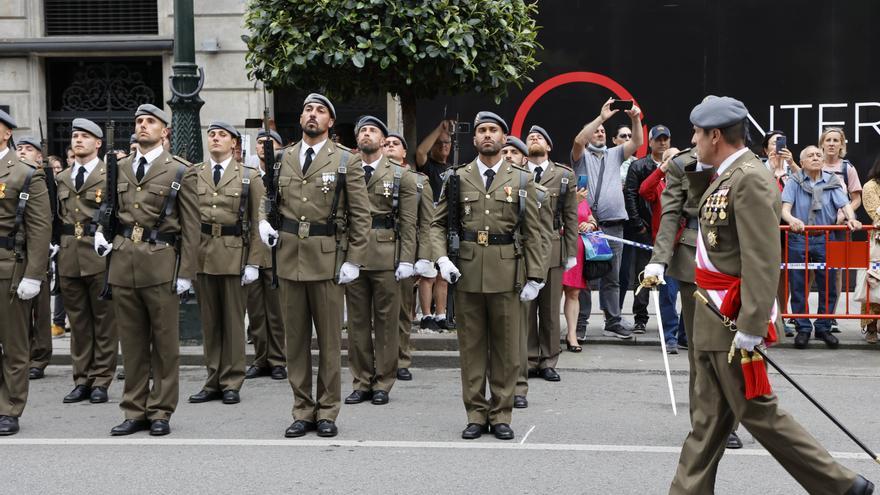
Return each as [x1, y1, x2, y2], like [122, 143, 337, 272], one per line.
[416, 0, 880, 173]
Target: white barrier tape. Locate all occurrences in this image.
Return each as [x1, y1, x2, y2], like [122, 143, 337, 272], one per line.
[591, 232, 654, 251]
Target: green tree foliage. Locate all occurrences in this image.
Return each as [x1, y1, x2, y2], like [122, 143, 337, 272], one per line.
[244, 0, 540, 150]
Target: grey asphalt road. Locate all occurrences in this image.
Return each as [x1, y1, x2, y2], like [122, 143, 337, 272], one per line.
[2, 345, 879, 494]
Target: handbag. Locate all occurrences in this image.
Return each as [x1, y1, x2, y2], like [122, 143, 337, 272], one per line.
[581, 232, 613, 280]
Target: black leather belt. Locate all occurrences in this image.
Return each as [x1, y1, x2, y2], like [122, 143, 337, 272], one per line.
[120, 225, 178, 244]
[60, 223, 97, 238]
[280, 217, 336, 238]
[598, 219, 625, 227]
[461, 230, 514, 246]
[371, 217, 395, 229]
[200, 222, 241, 237]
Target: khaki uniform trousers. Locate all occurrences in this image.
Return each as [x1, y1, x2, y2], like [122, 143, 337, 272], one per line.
[515, 300, 529, 397]
[247, 268, 285, 368]
[196, 274, 246, 392]
[279, 278, 342, 422]
[346, 269, 400, 393]
[528, 266, 563, 370]
[29, 282, 52, 370]
[397, 277, 417, 369]
[0, 279, 34, 417]
[456, 289, 520, 425]
[61, 274, 116, 388]
[670, 349, 857, 494]
[114, 284, 180, 421]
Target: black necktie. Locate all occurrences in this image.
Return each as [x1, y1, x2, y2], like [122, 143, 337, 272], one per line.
[302, 147, 314, 174]
[484, 169, 496, 190]
[136, 157, 146, 182]
[213, 164, 222, 185]
[364, 165, 374, 184]
[534, 166, 544, 183]
[75, 166, 86, 191]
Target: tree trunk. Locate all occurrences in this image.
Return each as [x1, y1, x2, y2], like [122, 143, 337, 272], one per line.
[399, 90, 418, 166]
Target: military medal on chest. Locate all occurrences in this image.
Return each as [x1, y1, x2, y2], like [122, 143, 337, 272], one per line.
[94, 188, 103, 204]
[707, 229, 718, 248]
[321, 172, 334, 193]
[383, 180, 392, 198]
[0, 183, 6, 199]
[504, 186, 513, 202]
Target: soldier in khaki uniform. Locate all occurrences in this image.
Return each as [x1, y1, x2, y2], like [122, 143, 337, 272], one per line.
[95, 103, 199, 437]
[384, 132, 435, 381]
[431, 112, 544, 440]
[244, 128, 286, 381]
[0, 110, 52, 435]
[258, 94, 371, 438]
[56, 119, 117, 404]
[15, 137, 53, 381]
[522, 126, 578, 386]
[187, 122, 263, 405]
[668, 96, 873, 494]
[343, 117, 418, 406]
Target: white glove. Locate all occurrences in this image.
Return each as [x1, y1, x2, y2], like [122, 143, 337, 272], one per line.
[519, 280, 545, 302]
[94, 231, 112, 257]
[644, 263, 666, 285]
[414, 259, 436, 277]
[437, 256, 461, 284]
[259, 220, 279, 248]
[49, 243, 60, 259]
[175, 277, 192, 295]
[337, 262, 360, 284]
[734, 331, 763, 352]
[564, 256, 577, 270]
[395, 262, 415, 281]
[16, 277, 41, 300]
[241, 265, 259, 286]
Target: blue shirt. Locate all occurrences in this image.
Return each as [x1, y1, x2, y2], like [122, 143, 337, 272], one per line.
[781, 170, 849, 225]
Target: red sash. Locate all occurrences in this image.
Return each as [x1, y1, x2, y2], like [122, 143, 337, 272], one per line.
[695, 267, 778, 345]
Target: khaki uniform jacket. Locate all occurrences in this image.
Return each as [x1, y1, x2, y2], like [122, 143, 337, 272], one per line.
[533, 162, 578, 268]
[195, 160, 264, 275]
[107, 150, 199, 288]
[533, 183, 553, 275]
[244, 163, 272, 269]
[689, 151, 784, 351]
[260, 140, 371, 282]
[56, 160, 108, 278]
[649, 150, 707, 284]
[430, 159, 544, 293]
[361, 156, 418, 271]
[413, 172, 434, 261]
[0, 152, 50, 281]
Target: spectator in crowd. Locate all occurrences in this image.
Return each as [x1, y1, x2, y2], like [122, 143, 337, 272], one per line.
[623, 125, 670, 334]
[562, 187, 597, 351]
[639, 147, 686, 353]
[571, 98, 643, 338]
[762, 131, 799, 336]
[415, 120, 454, 330]
[65, 145, 75, 168]
[820, 127, 862, 333]
[857, 154, 880, 344]
[782, 145, 861, 349]
[615, 125, 636, 182]
[615, 125, 637, 319]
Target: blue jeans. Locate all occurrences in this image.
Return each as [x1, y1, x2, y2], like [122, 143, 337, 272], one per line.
[787, 234, 836, 336]
[658, 277, 684, 346]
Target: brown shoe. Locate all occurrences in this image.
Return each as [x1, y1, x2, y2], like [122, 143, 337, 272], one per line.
[864, 322, 878, 344]
[51, 324, 65, 338]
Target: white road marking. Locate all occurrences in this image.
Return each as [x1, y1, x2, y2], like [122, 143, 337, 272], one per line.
[520, 425, 536, 444]
[0, 437, 872, 461]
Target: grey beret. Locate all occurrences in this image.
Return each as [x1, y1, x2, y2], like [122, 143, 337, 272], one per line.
[135, 103, 170, 125]
[18, 136, 42, 152]
[355, 115, 388, 137]
[257, 128, 283, 144]
[473, 111, 509, 134]
[386, 132, 407, 150]
[689, 96, 748, 129]
[207, 121, 240, 139]
[527, 125, 553, 149]
[0, 109, 16, 129]
[504, 136, 528, 156]
[303, 93, 336, 119]
[71, 118, 103, 139]
[129, 133, 137, 144]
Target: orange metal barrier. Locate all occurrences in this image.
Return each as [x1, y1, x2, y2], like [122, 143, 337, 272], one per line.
[780, 225, 875, 320]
